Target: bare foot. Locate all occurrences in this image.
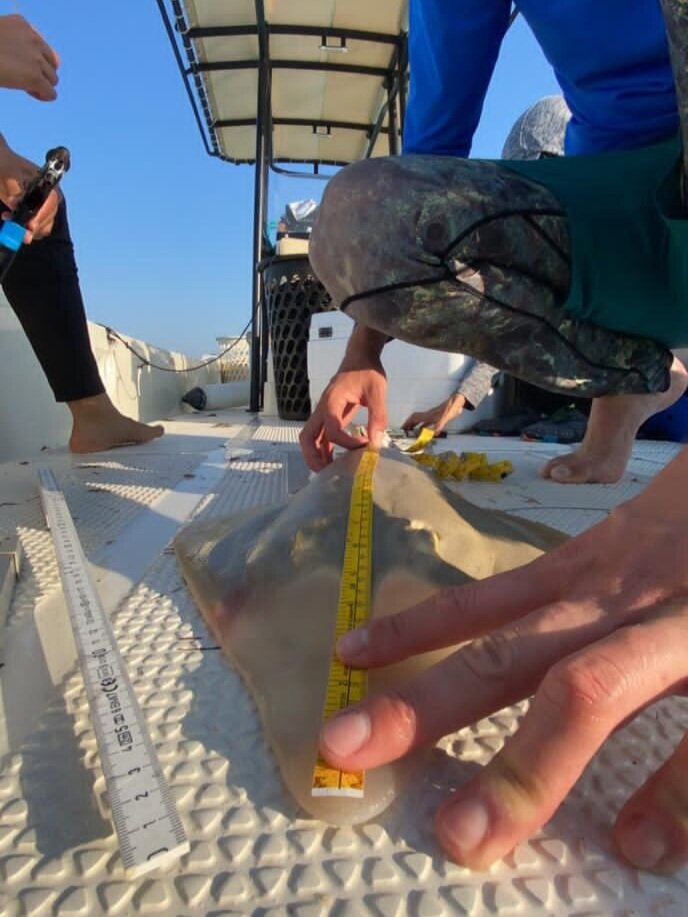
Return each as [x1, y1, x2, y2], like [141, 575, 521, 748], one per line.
[67, 393, 164, 454]
[541, 357, 688, 484]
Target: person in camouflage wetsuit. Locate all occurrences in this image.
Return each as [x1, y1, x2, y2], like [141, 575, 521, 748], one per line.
[311, 1, 688, 879]
[400, 94, 574, 438]
[301, 0, 688, 485]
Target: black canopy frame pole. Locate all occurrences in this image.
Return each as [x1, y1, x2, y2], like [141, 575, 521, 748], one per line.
[386, 74, 400, 155]
[156, 0, 219, 157]
[397, 33, 409, 136]
[155, 1, 411, 411]
[249, 0, 271, 412]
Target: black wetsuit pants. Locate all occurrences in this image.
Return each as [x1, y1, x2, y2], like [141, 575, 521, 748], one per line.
[2, 198, 104, 403]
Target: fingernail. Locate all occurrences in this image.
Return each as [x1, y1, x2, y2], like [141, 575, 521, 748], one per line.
[439, 797, 490, 858]
[321, 711, 370, 757]
[337, 627, 368, 659]
[551, 464, 571, 481]
[618, 815, 669, 870]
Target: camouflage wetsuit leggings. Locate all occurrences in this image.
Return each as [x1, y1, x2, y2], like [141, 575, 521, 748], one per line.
[309, 0, 688, 399]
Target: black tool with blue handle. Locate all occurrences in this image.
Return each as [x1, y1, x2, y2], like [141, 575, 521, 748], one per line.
[0, 146, 70, 281]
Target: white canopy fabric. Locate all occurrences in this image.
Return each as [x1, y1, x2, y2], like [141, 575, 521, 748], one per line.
[179, 0, 409, 165]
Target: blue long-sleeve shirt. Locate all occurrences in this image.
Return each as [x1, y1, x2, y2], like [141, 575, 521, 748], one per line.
[404, 0, 679, 158]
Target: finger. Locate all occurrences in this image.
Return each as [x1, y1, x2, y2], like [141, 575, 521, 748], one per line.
[364, 389, 388, 447]
[315, 426, 334, 469]
[340, 401, 364, 430]
[402, 413, 425, 432]
[27, 63, 58, 101]
[299, 417, 328, 472]
[26, 209, 55, 240]
[3, 178, 24, 207]
[41, 59, 58, 87]
[321, 594, 607, 771]
[28, 19, 59, 68]
[435, 615, 688, 869]
[336, 549, 568, 668]
[40, 41, 60, 73]
[614, 732, 688, 872]
[322, 415, 368, 451]
[25, 217, 49, 240]
[28, 88, 55, 102]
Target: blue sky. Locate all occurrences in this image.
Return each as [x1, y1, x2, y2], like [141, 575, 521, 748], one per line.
[4, 2, 559, 356]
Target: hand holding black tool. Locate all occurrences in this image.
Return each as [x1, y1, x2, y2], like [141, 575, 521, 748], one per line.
[0, 145, 70, 280]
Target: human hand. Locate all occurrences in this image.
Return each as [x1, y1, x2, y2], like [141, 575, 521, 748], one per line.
[402, 393, 466, 435]
[300, 323, 389, 471]
[299, 363, 388, 472]
[0, 140, 59, 242]
[318, 449, 688, 872]
[0, 15, 59, 101]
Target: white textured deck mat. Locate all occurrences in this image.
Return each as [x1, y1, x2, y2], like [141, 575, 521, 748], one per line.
[0, 448, 209, 633]
[1, 429, 687, 916]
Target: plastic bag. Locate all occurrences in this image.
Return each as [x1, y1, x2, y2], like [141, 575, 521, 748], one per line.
[175, 449, 564, 824]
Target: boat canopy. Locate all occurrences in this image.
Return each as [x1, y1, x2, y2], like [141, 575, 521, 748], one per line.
[159, 0, 409, 167]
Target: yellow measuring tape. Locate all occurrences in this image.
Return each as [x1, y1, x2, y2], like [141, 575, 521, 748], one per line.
[404, 426, 435, 453]
[406, 427, 514, 482]
[311, 449, 378, 797]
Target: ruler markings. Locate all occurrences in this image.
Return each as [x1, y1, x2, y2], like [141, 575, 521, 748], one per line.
[312, 450, 377, 798]
[37, 467, 189, 877]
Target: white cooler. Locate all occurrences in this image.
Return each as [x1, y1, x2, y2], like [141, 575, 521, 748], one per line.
[308, 312, 500, 432]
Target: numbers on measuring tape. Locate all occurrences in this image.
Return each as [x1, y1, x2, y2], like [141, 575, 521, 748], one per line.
[312, 450, 378, 798]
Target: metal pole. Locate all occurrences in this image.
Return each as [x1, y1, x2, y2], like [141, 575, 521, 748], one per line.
[249, 0, 270, 412]
[386, 79, 399, 155]
[156, 0, 218, 157]
[398, 34, 408, 139]
[259, 149, 271, 409]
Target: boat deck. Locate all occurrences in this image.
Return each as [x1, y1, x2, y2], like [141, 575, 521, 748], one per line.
[0, 410, 686, 916]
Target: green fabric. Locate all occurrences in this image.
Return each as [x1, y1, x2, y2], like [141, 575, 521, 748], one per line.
[500, 135, 688, 347]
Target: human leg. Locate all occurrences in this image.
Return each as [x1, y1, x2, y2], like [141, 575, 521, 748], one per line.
[2, 199, 163, 451]
[542, 0, 688, 481]
[310, 155, 678, 482]
[542, 356, 687, 482]
[660, 0, 688, 201]
[311, 155, 671, 399]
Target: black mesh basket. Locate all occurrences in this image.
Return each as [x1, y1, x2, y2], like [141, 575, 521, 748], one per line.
[261, 255, 336, 421]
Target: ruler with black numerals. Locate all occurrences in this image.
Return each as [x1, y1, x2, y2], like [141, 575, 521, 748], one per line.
[38, 467, 189, 877]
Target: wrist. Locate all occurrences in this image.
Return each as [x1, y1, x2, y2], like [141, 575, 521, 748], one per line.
[341, 324, 387, 370]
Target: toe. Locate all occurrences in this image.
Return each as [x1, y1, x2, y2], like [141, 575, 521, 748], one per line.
[541, 456, 590, 484]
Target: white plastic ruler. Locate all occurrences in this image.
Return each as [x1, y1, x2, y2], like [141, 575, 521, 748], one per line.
[37, 467, 189, 877]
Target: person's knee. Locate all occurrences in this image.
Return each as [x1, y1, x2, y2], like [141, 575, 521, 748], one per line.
[310, 157, 405, 303]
